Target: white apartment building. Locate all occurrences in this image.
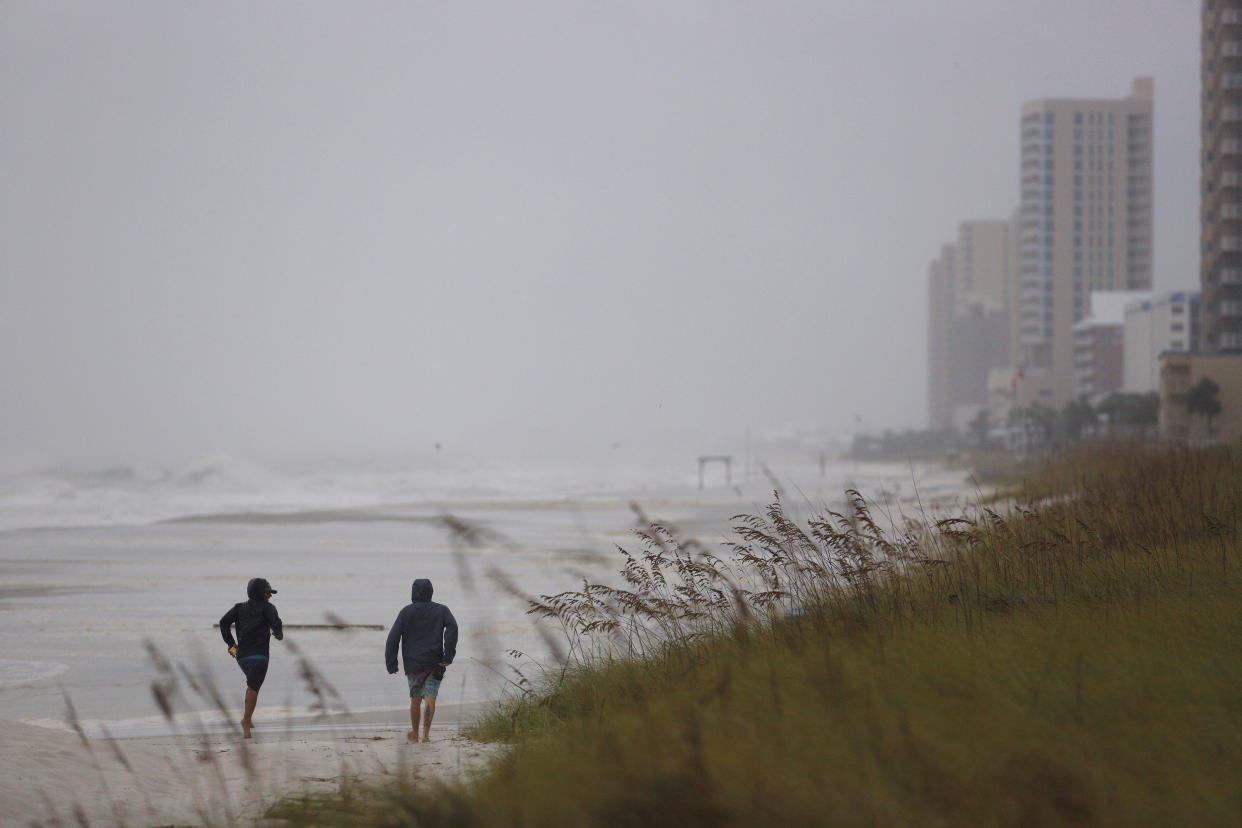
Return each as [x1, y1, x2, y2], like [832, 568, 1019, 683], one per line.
[1016, 78, 1154, 405]
[1123, 291, 1201, 392]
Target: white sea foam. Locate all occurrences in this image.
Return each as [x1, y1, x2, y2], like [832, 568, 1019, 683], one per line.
[171, 453, 283, 490]
[0, 453, 706, 532]
[0, 659, 69, 689]
[0, 454, 971, 532]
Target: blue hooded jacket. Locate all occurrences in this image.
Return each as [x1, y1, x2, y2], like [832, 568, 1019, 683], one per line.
[385, 579, 458, 675]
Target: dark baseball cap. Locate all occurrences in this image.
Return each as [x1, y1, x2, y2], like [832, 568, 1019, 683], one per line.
[247, 577, 278, 599]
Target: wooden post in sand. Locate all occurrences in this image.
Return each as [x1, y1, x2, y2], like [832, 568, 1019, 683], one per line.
[698, 455, 732, 489]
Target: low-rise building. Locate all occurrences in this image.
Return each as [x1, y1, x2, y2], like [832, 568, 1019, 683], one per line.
[1073, 321, 1124, 399]
[1158, 352, 1242, 442]
[1072, 291, 1150, 400]
[1123, 291, 1199, 392]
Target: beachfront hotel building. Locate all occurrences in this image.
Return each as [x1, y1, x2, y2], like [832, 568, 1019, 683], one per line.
[1153, 3, 1242, 445]
[926, 219, 1016, 431]
[1015, 78, 1154, 406]
[927, 244, 956, 430]
[1202, 1, 1242, 352]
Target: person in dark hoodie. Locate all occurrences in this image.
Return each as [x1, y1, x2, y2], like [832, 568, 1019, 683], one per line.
[386, 578, 457, 743]
[220, 577, 283, 739]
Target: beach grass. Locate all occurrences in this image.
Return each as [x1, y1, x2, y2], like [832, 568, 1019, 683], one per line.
[270, 444, 1242, 826]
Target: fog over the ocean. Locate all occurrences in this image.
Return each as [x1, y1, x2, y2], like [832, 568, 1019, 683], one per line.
[0, 1, 1198, 470]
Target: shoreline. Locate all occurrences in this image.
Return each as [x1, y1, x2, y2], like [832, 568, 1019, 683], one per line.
[3, 703, 504, 826]
[0, 459, 984, 824]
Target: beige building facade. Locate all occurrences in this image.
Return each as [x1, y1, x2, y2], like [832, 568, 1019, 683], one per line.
[927, 220, 1016, 431]
[956, 219, 1017, 316]
[1159, 352, 1242, 441]
[927, 245, 956, 430]
[1016, 78, 1154, 405]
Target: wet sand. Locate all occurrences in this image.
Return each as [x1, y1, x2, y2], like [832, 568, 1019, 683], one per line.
[1, 703, 503, 826]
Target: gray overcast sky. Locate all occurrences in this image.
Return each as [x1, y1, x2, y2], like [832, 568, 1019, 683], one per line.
[0, 1, 1199, 468]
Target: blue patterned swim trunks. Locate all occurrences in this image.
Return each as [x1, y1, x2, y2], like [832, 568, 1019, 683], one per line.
[407, 671, 441, 699]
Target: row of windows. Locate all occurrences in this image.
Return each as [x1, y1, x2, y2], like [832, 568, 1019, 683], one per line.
[1076, 142, 1115, 157]
[1025, 132, 1135, 153]
[1075, 175, 1116, 188]
[1074, 111, 1116, 125]
[1074, 220, 1114, 234]
[1074, 127, 1115, 143]
[1074, 189, 1121, 203]
[1079, 202, 1112, 218]
[1073, 247, 1116, 260]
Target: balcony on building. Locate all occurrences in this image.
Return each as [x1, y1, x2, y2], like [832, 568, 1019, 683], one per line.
[1220, 299, 1242, 318]
[1221, 268, 1242, 285]
[1220, 332, 1242, 350]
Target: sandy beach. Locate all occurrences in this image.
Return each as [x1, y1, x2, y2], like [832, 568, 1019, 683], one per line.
[0, 455, 976, 825]
[2, 705, 503, 826]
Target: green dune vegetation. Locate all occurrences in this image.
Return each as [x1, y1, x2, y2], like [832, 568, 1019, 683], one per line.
[274, 445, 1242, 826]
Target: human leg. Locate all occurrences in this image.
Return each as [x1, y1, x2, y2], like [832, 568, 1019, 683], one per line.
[242, 687, 258, 738]
[408, 695, 423, 742]
[421, 697, 436, 741]
[237, 656, 268, 739]
[419, 676, 441, 741]
[406, 672, 428, 742]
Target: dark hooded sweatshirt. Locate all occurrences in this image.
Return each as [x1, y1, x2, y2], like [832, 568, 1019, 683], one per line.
[385, 579, 458, 675]
[220, 581, 283, 659]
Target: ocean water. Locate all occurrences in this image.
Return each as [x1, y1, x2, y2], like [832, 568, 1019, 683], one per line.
[0, 453, 975, 736]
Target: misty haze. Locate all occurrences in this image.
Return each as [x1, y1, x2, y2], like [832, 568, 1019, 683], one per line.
[1, 3, 1228, 826]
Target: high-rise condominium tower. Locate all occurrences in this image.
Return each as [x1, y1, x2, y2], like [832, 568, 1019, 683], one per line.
[926, 220, 1015, 431]
[1202, 1, 1242, 351]
[1016, 78, 1154, 404]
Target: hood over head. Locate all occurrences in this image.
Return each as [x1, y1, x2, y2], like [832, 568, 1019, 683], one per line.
[247, 578, 277, 601]
[411, 578, 433, 602]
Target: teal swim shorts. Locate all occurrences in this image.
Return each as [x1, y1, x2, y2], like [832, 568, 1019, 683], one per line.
[407, 672, 441, 699]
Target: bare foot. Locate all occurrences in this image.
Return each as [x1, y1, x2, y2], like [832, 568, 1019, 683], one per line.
[421, 733, 431, 743]
[241, 719, 252, 739]
[407, 730, 419, 743]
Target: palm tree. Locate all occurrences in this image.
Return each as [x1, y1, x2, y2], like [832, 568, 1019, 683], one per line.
[1187, 377, 1223, 434]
